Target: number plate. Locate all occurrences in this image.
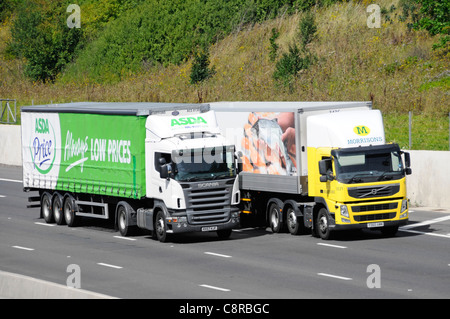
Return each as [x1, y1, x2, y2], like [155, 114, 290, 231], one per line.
[202, 226, 218, 232]
[367, 222, 384, 228]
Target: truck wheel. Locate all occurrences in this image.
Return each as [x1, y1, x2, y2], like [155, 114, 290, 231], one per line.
[269, 203, 284, 233]
[155, 210, 168, 242]
[286, 207, 301, 235]
[217, 229, 232, 239]
[316, 208, 332, 240]
[41, 192, 54, 223]
[63, 195, 78, 227]
[53, 193, 65, 225]
[117, 203, 136, 237]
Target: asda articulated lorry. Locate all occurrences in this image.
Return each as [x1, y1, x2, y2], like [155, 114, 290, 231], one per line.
[21, 102, 240, 242]
[210, 101, 411, 239]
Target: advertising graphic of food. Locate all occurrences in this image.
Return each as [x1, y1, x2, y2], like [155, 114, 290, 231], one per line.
[241, 112, 296, 176]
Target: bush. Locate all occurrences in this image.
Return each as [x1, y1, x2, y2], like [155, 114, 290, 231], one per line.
[8, 1, 82, 82]
[190, 50, 216, 85]
[272, 12, 317, 88]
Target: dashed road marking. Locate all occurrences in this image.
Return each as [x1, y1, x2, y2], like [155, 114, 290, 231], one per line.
[204, 252, 232, 258]
[199, 284, 230, 292]
[401, 215, 450, 230]
[12, 246, 34, 251]
[113, 236, 136, 241]
[97, 263, 123, 269]
[317, 243, 347, 249]
[0, 178, 22, 183]
[317, 273, 352, 281]
[35, 222, 55, 227]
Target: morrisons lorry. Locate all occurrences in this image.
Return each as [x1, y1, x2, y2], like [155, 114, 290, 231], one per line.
[210, 101, 411, 239]
[21, 102, 240, 242]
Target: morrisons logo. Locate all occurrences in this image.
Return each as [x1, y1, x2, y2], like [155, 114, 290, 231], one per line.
[171, 116, 207, 127]
[353, 125, 370, 136]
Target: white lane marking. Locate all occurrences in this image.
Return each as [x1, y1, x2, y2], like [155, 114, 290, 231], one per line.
[199, 284, 230, 292]
[204, 252, 232, 258]
[317, 273, 352, 281]
[0, 195, 5, 198]
[232, 227, 254, 232]
[0, 178, 22, 183]
[113, 236, 136, 241]
[317, 243, 347, 249]
[400, 229, 450, 239]
[97, 263, 123, 269]
[12, 246, 35, 251]
[401, 215, 450, 230]
[35, 222, 55, 227]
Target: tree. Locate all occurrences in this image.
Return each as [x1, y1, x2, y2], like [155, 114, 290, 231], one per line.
[189, 50, 216, 102]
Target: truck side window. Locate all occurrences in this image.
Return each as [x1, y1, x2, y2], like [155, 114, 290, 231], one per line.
[322, 156, 333, 173]
[155, 152, 171, 172]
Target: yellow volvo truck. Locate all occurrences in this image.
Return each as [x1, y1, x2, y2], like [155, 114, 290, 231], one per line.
[210, 101, 411, 239]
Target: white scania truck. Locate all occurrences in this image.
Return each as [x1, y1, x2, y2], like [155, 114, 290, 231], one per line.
[21, 102, 240, 242]
[210, 101, 411, 239]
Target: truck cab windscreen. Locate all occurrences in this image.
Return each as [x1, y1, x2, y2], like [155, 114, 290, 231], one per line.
[172, 146, 236, 182]
[331, 145, 405, 184]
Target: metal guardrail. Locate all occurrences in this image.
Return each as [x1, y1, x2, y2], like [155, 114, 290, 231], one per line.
[0, 99, 17, 124]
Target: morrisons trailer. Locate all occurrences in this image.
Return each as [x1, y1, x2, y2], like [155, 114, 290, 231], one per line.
[21, 102, 240, 242]
[210, 101, 411, 239]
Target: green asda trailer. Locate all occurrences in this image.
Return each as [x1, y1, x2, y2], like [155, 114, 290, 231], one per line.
[21, 102, 240, 242]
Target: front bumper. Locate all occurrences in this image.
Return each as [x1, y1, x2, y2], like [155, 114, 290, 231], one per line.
[166, 207, 240, 234]
[332, 218, 408, 231]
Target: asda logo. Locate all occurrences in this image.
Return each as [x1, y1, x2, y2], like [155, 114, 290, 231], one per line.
[353, 125, 370, 136]
[35, 118, 49, 134]
[171, 116, 207, 126]
[31, 117, 56, 174]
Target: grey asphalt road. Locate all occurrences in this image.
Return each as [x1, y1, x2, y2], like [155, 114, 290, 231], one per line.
[1, 164, 449, 299]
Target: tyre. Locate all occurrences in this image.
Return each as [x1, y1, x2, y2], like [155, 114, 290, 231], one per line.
[41, 192, 54, 223]
[63, 194, 78, 227]
[286, 207, 302, 235]
[217, 229, 232, 239]
[117, 202, 136, 237]
[316, 207, 332, 240]
[269, 202, 284, 233]
[155, 210, 168, 242]
[53, 193, 65, 225]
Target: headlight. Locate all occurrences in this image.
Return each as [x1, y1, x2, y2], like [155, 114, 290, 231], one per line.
[401, 199, 408, 212]
[340, 205, 349, 218]
[400, 199, 408, 218]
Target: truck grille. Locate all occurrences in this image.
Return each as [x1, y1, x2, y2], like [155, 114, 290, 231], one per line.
[354, 213, 396, 222]
[182, 180, 233, 225]
[348, 184, 400, 199]
[351, 202, 398, 212]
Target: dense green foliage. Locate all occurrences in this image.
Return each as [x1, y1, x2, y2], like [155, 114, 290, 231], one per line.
[5, 0, 449, 83]
[8, 1, 81, 82]
[190, 51, 216, 86]
[273, 12, 317, 88]
[7, 0, 344, 83]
